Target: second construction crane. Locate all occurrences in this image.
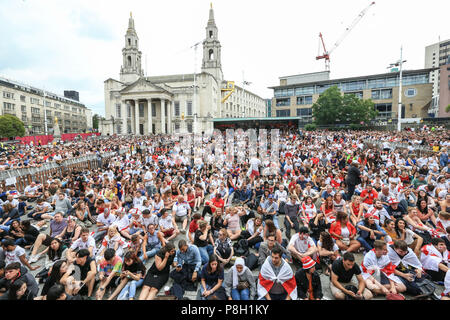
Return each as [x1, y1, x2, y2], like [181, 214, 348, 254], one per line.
[316, 1, 375, 72]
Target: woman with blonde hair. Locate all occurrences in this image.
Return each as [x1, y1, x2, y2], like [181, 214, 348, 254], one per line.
[97, 225, 127, 260]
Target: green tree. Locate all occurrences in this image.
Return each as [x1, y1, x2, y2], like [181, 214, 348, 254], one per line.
[312, 85, 342, 125]
[0, 114, 25, 138]
[446, 104, 450, 113]
[312, 85, 377, 125]
[93, 114, 99, 130]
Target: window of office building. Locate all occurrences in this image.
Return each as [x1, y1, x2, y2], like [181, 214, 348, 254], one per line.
[295, 86, 314, 95]
[276, 109, 291, 117]
[187, 101, 192, 115]
[30, 97, 39, 104]
[31, 107, 40, 114]
[54, 103, 60, 109]
[175, 122, 180, 131]
[187, 122, 193, 133]
[22, 115, 27, 122]
[127, 104, 131, 118]
[341, 81, 366, 92]
[21, 105, 27, 112]
[152, 103, 156, 117]
[374, 103, 392, 119]
[316, 84, 332, 94]
[344, 91, 363, 99]
[276, 98, 290, 107]
[296, 108, 312, 116]
[371, 89, 392, 100]
[20, 95, 26, 102]
[296, 96, 313, 105]
[404, 88, 417, 97]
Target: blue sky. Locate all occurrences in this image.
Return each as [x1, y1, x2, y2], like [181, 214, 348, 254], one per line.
[1, 0, 449, 117]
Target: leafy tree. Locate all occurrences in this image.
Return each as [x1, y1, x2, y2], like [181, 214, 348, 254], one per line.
[312, 85, 377, 125]
[93, 114, 100, 130]
[446, 104, 450, 113]
[304, 123, 316, 131]
[0, 114, 25, 138]
[312, 86, 342, 125]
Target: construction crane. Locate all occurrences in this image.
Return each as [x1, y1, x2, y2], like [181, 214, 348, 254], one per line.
[221, 81, 235, 103]
[221, 72, 251, 104]
[316, 1, 375, 71]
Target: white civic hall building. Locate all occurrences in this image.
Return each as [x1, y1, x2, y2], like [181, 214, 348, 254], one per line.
[102, 5, 266, 135]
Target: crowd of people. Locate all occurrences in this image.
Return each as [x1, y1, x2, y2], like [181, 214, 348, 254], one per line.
[0, 127, 449, 301]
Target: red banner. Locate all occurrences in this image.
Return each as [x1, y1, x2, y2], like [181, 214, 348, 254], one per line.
[15, 133, 100, 145]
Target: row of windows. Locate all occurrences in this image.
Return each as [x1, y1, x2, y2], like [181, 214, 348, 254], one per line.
[274, 74, 429, 97]
[275, 87, 419, 107]
[2, 91, 84, 113]
[275, 103, 416, 119]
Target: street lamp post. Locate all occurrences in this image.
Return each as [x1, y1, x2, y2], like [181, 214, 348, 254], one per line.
[388, 47, 407, 132]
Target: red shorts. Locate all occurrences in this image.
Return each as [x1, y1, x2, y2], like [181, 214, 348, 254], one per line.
[251, 170, 260, 178]
[163, 229, 174, 237]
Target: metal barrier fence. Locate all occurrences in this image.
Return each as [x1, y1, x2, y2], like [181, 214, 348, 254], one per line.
[0, 147, 129, 192]
[363, 139, 435, 157]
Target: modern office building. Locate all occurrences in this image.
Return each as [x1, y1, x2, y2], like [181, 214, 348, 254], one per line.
[425, 39, 450, 116]
[102, 6, 266, 135]
[268, 69, 435, 123]
[438, 57, 450, 118]
[0, 76, 92, 135]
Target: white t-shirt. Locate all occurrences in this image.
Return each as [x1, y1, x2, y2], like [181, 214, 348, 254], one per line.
[172, 202, 190, 217]
[70, 237, 96, 255]
[275, 190, 288, 203]
[288, 233, 316, 254]
[24, 185, 39, 195]
[5, 246, 26, 266]
[159, 215, 174, 230]
[250, 157, 261, 171]
[97, 213, 116, 227]
[112, 215, 130, 231]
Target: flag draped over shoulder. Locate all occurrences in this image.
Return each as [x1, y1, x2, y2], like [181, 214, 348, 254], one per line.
[257, 257, 297, 300]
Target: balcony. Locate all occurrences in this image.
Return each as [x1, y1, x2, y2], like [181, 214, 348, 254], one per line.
[3, 109, 16, 116]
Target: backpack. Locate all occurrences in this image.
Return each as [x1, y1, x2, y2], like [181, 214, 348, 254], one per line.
[413, 276, 437, 300]
[233, 239, 250, 257]
[344, 285, 363, 300]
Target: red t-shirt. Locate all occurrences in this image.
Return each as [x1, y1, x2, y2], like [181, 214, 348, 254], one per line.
[209, 197, 224, 214]
[360, 189, 378, 205]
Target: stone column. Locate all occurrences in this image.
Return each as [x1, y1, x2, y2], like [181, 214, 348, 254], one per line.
[134, 100, 140, 135]
[160, 99, 166, 134]
[167, 100, 172, 134]
[122, 100, 128, 135]
[147, 98, 153, 134]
